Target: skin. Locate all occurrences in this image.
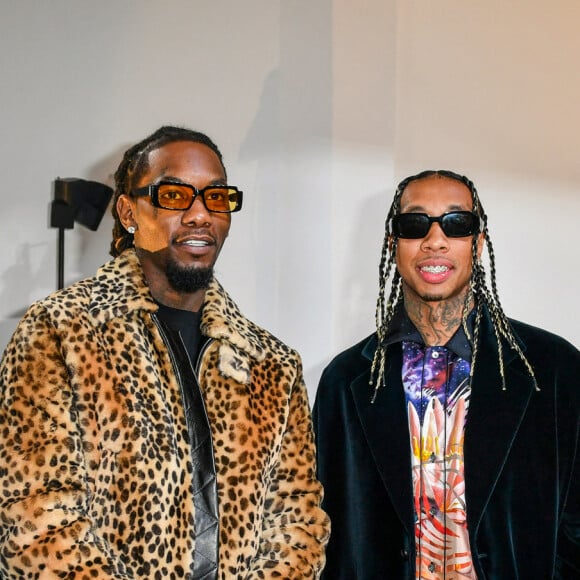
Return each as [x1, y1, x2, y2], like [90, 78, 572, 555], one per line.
[396, 175, 484, 346]
[116, 141, 231, 312]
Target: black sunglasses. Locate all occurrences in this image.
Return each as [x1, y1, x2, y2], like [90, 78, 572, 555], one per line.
[392, 211, 480, 239]
[132, 181, 243, 213]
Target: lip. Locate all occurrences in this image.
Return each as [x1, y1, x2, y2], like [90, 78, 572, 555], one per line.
[174, 234, 215, 255]
[416, 259, 454, 284]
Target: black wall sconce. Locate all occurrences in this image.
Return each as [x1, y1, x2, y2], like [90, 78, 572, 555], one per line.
[49, 178, 113, 289]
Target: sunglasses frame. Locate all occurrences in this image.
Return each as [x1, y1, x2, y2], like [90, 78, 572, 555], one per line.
[132, 181, 243, 213]
[392, 211, 480, 239]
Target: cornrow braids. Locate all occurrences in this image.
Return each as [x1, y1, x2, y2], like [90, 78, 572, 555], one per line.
[110, 125, 226, 257]
[370, 170, 538, 402]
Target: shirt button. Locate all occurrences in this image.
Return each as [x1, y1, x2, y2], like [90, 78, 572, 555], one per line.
[428, 562, 436, 573]
[432, 351, 439, 359]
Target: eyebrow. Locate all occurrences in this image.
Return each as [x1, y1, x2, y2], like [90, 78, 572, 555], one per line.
[155, 175, 228, 187]
[400, 203, 469, 213]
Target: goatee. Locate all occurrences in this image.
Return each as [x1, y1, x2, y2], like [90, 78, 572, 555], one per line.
[165, 260, 214, 293]
[419, 293, 444, 302]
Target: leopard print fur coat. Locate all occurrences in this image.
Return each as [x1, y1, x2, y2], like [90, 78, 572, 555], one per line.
[0, 250, 329, 579]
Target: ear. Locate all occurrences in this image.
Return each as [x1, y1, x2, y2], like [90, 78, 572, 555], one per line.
[117, 194, 136, 230]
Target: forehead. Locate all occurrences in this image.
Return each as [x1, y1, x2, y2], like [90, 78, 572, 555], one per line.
[400, 175, 473, 213]
[141, 140, 226, 184]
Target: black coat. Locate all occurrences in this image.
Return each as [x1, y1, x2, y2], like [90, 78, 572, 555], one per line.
[313, 311, 580, 579]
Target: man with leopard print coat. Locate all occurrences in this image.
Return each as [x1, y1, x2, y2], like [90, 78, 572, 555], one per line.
[0, 126, 329, 579]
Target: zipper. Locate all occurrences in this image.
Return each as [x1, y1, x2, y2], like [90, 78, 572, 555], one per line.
[153, 313, 185, 389]
[195, 337, 214, 379]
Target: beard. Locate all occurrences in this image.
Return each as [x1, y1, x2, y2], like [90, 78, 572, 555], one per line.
[418, 292, 444, 302]
[165, 259, 214, 293]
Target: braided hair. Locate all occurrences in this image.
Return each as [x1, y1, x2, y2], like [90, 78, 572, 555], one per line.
[370, 169, 537, 402]
[110, 125, 226, 257]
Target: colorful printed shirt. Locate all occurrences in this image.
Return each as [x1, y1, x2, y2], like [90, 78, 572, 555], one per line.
[386, 307, 477, 578]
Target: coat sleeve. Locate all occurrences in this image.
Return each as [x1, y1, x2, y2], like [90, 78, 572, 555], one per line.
[557, 435, 580, 576]
[555, 341, 580, 577]
[0, 304, 129, 579]
[245, 359, 330, 579]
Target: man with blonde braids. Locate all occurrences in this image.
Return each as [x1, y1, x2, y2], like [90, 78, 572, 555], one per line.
[0, 125, 329, 578]
[313, 170, 579, 579]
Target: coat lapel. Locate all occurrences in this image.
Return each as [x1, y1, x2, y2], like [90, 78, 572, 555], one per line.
[464, 312, 536, 530]
[350, 340, 415, 534]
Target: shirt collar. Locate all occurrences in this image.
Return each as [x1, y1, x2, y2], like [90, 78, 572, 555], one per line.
[384, 303, 475, 361]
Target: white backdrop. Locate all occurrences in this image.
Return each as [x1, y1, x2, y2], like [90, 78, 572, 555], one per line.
[1, 0, 578, 400]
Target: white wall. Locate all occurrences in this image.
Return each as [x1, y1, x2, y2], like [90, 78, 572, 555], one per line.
[0, 0, 578, 400]
[394, 1, 580, 345]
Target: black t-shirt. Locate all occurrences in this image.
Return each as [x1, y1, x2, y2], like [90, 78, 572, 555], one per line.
[155, 302, 204, 367]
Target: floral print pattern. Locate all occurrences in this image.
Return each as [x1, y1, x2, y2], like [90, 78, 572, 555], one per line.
[403, 342, 477, 579]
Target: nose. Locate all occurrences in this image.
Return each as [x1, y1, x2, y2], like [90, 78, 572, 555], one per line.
[182, 194, 211, 226]
[420, 222, 449, 252]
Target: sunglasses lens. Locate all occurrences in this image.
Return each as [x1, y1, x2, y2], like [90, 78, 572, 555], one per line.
[157, 184, 193, 210]
[204, 187, 241, 212]
[394, 214, 430, 238]
[441, 212, 478, 237]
